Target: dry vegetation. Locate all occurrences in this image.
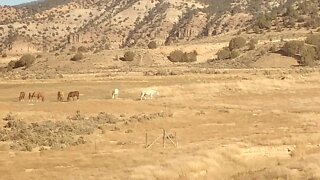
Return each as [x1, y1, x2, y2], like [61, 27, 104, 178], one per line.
[1, 0, 320, 179]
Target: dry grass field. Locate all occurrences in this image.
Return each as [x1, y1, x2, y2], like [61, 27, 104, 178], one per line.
[0, 69, 320, 179]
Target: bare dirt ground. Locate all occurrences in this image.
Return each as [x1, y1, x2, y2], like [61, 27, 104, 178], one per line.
[0, 69, 320, 180]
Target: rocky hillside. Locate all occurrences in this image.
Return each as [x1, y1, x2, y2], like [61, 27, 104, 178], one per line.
[0, 0, 319, 54]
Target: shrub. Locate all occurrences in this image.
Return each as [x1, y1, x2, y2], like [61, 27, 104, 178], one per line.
[70, 46, 77, 52]
[282, 41, 304, 57]
[269, 45, 277, 53]
[255, 13, 272, 29]
[148, 41, 157, 49]
[121, 51, 135, 61]
[305, 34, 320, 46]
[168, 50, 197, 62]
[230, 50, 240, 59]
[7, 60, 16, 71]
[70, 53, 84, 61]
[217, 49, 231, 60]
[300, 45, 317, 66]
[248, 43, 256, 50]
[15, 54, 35, 68]
[229, 37, 246, 50]
[168, 50, 184, 62]
[1, 53, 7, 58]
[183, 50, 197, 62]
[36, 54, 42, 58]
[78, 46, 88, 53]
[248, 39, 258, 50]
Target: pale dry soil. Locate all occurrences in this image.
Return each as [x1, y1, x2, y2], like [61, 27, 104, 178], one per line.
[0, 70, 320, 180]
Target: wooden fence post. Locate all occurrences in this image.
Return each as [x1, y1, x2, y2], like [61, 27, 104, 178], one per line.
[163, 129, 166, 148]
[145, 130, 148, 148]
[175, 131, 178, 148]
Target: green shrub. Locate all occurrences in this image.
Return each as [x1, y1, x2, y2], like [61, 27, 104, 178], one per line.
[254, 13, 272, 29]
[148, 41, 157, 49]
[282, 41, 304, 57]
[183, 50, 197, 62]
[14, 54, 35, 68]
[121, 51, 135, 61]
[217, 49, 231, 60]
[77, 46, 88, 53]
[168, 50, 197, 62]
[300, 45, 317, 66]
[248, 39, 258, 50]
[70, 53, 84, 61]
[229, 37, 246, 50]
[305, 34, 320, 46]
[168, 50, 184, 62]
[7, 60, 15, 71]
[269, 45, 277, 53]
[230, 50, 240, 59]
[70, 46, 76, 52]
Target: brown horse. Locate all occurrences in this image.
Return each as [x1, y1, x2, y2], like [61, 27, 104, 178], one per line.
[57, 91, 64, 102]
[19, 92, 25, 101]
[67, 91, 80, 101]
[37, 92, 45, 102]
[29, 92, 44, 102]
[28, 92, 36, 101]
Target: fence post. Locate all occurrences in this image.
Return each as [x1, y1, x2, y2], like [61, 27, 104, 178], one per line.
[163, 129, 166, 148]
[175, 131, 178, 148]
[145, 130, 148, 148]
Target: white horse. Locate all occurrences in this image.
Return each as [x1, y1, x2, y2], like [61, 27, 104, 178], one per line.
[140, 89, 159, 100]
[112, 88, 119, 99]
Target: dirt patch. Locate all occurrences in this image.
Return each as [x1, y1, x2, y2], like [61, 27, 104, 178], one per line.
[252, 53, 299, 68]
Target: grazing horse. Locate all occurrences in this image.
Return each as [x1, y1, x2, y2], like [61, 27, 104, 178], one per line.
[67, 91, 80, 101]
[19, 92, 25, 101]
[29, 92, 44, 102]
[28, 92, 36, 102]
[112, 89, 119, 99]
[140, 89, 159, 100]
[57, 91, 64, 102]
[37, 92, 45, 102]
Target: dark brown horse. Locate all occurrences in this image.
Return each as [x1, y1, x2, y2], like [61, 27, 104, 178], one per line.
[37, 92, 45, 102]
[28, 92, 36, 101]
[19, 92, 25, 101]
[57, 91, 64, 102]
[67, 91, 79, 101]
[29, 92, 44, 102]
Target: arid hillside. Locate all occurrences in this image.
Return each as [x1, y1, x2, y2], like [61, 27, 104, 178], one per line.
[0, 0, 320, 54]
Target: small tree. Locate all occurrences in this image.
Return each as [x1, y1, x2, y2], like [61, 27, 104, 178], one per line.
[248, 39, 258, 50]
[183, 50, 197, 62]
[269, 44, 277, 53]
[300, 45, 317, 66]
[77, 46, 88, 53]
[230, 50, 240, 59]
[148, 41, 157, 49]
[229, 37, 246, 51]
[305, 34, 320, 46]
[217, 49, 231, 60]
[7, 60, 16, 71]
[121, 51, 135, 61]
[70, 53, 84, 61]
[168, 50, 184, 62]
[168, 50, 197, 62]
[282, 41, 304, 57]
[255, 13, 272, 30]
